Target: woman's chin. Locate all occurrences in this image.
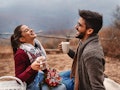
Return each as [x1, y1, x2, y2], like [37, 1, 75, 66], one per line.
[33, 34, 37, 38]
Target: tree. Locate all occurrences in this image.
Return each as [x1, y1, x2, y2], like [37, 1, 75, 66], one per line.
[113, 5, 120, 29]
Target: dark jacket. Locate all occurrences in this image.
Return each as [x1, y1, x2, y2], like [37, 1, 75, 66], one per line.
[68, 35, 105, 90]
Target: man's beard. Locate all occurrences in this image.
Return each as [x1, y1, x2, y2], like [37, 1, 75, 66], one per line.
[75, 32, 85, 39]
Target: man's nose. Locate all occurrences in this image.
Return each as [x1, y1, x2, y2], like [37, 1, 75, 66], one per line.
[75, 25, 78, 30]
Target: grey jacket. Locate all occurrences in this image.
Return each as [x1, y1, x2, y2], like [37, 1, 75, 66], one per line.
[68, 35, 105, 90]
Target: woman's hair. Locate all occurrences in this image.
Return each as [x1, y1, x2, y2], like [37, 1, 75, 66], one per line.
[11, 25, 23, 54]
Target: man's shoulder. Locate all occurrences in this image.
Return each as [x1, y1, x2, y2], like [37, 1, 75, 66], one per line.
[83, 42, 104, 58]
[85, 40, 102, 51]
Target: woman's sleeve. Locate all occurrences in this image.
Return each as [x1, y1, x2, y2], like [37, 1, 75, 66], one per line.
[14, 51, 38, 82]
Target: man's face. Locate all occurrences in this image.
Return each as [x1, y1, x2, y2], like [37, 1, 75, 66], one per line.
[75, 17, 87, 39]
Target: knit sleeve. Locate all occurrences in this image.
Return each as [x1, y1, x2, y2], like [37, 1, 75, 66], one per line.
[14, 49, 38, 84]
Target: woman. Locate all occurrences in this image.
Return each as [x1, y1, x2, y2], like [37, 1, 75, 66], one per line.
[11, 25, 66, 90]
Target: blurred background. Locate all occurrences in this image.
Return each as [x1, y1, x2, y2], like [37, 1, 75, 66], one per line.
[0, 0, 119, 32]
[0, 0, 120, 56]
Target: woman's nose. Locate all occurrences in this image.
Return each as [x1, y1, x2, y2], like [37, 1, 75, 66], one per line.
[30, 28, 33, 32]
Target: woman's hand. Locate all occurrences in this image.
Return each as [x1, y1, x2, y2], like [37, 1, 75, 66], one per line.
[31, 56, 47, 71]
[31, 60, 41, 71]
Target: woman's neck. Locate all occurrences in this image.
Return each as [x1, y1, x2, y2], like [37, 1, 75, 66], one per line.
[25, 39, 35, 46]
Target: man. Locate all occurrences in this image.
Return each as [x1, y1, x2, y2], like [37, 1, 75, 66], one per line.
[60, 10, 105, 90]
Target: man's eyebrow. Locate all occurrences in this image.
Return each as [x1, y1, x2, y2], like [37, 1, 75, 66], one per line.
[77, 22, 81, 26]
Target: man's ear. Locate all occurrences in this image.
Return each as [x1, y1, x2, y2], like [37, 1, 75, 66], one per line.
[19, 37, 25, 42]
[87, 28, 93, 35]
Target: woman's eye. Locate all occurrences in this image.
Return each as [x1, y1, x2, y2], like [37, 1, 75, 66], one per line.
[25, 29, 29, 32]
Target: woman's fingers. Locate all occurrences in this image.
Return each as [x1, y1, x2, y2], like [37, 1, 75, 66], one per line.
[31, 60, 41, 71]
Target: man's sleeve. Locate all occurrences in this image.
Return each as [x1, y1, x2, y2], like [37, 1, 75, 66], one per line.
[67, 49, 75, 59]
[85, 56, 105, 90]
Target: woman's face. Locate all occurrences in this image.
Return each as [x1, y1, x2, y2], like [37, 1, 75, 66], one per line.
[20, 25, 37, 43]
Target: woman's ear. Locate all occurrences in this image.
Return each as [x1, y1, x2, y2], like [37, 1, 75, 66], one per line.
[87, 28, 93, 35]
[19, 37, 25, 43]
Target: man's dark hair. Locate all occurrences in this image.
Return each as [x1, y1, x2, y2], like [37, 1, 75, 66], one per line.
[79, 10, 103, 34]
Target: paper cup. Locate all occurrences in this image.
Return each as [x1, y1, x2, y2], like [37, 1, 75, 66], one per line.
[36, 56, 47, 70]
[61, 42, 70, 54]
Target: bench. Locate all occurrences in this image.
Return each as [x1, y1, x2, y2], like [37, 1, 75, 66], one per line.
[0, 76, 26, 90]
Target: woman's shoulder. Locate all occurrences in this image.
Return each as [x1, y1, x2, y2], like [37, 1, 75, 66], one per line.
[15, 48, 28, 57]
[16, 48, 26, 53]
[14, 49, 29, 63]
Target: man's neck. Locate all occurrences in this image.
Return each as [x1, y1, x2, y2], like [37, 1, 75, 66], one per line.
[81, 35, 89, 42]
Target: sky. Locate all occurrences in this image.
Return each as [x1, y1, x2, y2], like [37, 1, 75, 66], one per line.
[0, 0, 120, 33]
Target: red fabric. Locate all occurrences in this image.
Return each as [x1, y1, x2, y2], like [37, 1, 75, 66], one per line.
[14, 49, 38, 84]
